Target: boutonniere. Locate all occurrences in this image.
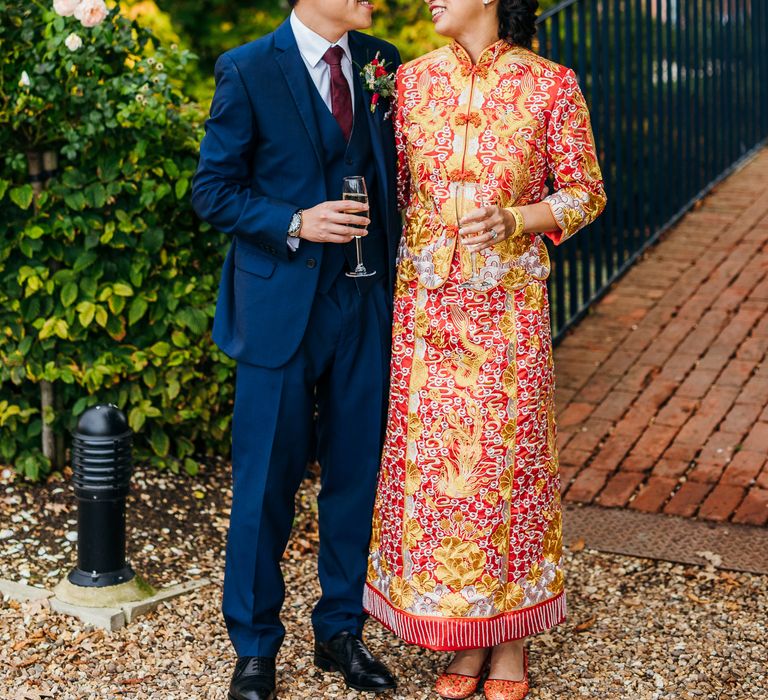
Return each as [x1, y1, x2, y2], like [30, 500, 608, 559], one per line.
[360, 52, 396, 115]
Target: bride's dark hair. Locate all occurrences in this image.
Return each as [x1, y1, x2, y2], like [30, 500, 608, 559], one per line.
[497, 0, 539, 49]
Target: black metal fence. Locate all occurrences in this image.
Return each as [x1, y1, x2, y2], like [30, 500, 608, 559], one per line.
[536, 0, 768, 340]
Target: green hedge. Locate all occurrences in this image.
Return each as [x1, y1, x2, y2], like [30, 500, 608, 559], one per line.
[0, 1, 233, 481]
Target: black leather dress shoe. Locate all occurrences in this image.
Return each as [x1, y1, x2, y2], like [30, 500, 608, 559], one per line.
[314, 631, 396, 693]
[228, 656, 277, 700]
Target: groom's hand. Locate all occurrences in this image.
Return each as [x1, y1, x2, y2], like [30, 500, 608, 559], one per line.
[300, 201, 370, 243]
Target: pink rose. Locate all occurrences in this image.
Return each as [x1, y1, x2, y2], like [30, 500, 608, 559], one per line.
[74, 0, 109, 28]
[53, 0, 82, 17]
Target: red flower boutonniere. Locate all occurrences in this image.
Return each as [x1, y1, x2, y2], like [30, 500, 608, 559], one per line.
[360, 52, 396, 115]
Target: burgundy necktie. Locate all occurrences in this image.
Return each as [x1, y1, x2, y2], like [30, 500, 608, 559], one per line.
[322, 45, 353, 142]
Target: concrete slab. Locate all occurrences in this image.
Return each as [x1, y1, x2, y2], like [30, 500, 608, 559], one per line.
[122, 578, 211, 623]
[54, 574, 155, 608]
[1, 576, 212, 631]
[0, 578, 54, 603]
[49, 597, 126, 631]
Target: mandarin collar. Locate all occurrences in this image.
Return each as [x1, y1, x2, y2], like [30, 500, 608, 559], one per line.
[450, 39, 518, 77]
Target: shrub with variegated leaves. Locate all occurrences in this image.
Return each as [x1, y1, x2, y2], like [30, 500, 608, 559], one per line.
[0, 1, 233, 480]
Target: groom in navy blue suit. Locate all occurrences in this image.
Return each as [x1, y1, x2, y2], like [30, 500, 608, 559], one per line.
[192, 1, 400, 698]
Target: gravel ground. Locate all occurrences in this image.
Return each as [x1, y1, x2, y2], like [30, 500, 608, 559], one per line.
[1, 464, 766, 699]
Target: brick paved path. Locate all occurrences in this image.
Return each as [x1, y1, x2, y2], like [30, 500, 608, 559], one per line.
[554, 148, 768, 526]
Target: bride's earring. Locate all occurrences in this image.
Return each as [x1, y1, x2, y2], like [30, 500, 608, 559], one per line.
[483, 0, 493, 5]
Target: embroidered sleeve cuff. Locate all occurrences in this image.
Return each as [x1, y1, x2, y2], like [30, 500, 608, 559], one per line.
[543, 188, 603, 244]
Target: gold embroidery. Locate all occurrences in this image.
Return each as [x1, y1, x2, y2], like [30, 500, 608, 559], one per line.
[412, 571, 437, 594]
[499, 467, 515, 500]
[493, 581, 525, 611]
[438, 592, 472, 617]
[434, 536, 487, 591]
[499, 311, 516, 339]
[450, 306, 489, 388]
[526, 562, 543, 587]
[389, 576, 415, 608]
[475, 573, 501, 597]
[437, 400, 488, 499]
[524, 284, 544, 311]
[547, 568, 565, 595]
[405, 459, 421, 496]
[411, 357, 429, 393]
[542, 510, 563, 563]
[501, 267, 530, 291]
[370, 507, 382, 551]
[403, 516, 425, 549]
[490, 520, 510, 553]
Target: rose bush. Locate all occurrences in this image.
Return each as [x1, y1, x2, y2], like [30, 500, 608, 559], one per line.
[0, 1, 233, 480]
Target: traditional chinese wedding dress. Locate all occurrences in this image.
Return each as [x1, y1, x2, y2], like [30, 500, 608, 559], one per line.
[364, 40, 606, 650]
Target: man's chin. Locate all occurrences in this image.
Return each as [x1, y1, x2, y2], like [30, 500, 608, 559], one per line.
[349, 1, 375, 29]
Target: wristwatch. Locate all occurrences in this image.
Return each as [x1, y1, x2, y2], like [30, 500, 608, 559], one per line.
[288, 209, 303, 238]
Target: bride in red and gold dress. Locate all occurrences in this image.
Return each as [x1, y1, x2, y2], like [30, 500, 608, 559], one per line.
[364, 1, 606, 698]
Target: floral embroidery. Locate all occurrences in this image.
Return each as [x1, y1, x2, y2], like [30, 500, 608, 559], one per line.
[364, 39, 605, 651]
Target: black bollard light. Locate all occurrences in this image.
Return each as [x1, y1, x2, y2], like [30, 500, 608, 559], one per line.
[68, 404, 135, 588]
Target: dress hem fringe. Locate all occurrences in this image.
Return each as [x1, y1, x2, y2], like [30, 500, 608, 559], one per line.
[363, 584, 566, 651]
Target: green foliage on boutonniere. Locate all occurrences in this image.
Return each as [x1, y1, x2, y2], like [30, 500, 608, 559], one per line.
[360, 52, 396, 114]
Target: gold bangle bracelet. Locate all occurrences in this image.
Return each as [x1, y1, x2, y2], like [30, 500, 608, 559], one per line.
[506, 207, 525, 238]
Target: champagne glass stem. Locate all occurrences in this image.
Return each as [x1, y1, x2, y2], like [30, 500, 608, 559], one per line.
[355, 236, 363, 270]
[470, 250, 478, 280]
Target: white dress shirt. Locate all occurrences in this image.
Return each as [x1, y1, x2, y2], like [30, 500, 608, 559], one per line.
[286, 12, 356, 249]
[290, 10, 355, 115]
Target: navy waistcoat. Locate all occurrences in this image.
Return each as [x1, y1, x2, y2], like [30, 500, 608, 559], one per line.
[306, 72, 387, 293]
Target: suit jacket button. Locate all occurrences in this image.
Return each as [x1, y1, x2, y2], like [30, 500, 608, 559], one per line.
[345, 158, 353, 165]
[307, 258, 317, 269]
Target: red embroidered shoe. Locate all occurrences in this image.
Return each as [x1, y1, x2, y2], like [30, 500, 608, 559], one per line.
[435, 652, 490, 700]
[483, 649, 529, 700]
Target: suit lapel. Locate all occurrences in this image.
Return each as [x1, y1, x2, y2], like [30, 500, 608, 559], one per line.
[274, 20, 324, 168]
[349, 33, 390, 225]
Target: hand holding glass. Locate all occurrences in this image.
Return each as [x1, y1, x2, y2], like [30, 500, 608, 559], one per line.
[343, 176, 376, 279]
[452, 181, 492, 290]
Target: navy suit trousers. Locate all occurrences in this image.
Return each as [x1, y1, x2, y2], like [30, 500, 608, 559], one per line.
[223, 274, 391, 657]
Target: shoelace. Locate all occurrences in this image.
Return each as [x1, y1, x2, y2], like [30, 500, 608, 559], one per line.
[244, 657, 275, 675]
[347, 636, 376, 663]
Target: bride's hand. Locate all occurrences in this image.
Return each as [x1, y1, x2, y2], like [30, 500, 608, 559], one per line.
[458, 205, 520, 253]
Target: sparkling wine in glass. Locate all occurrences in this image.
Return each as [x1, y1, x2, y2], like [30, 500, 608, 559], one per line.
[452, 181, 492, 290]
[343, 176, 376, 279]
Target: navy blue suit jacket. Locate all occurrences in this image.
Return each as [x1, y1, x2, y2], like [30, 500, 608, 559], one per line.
[192, 20, 402, 368]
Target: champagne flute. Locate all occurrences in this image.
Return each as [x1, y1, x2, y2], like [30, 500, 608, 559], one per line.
[343, 176, 376, 279]
[453, 181, 492, 290]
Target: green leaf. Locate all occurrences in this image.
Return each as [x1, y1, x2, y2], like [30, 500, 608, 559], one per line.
[141, 228, 164, 253]
[0, 179, 10, 200]
[175, 177, 189, 199]
[73, 397, 90, 416]
[25, 225, 44, 240]
[113, 283, 134, 297]
[128, 297, 148, 325]
[184, 458, 200, 476]
[61, 282, 78, 308]
[95, 305, 108, 328]
[129, 406, 146, 432]
[108, 295, 126, 315]
[54, 319, 69, 339]
[10, 185, 34, 210]
[149, 426, 170, 457]
[77, 301, 95, 328]
[163, 159, 180, 178]
[150, 341, 170, 357]
[74, 251, 97, 273]
[39, 317, 58, 340]
[64, 191, 87, 211]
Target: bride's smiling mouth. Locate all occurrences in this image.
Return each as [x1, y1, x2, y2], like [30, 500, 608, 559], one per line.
[429, 4, 447, 21]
